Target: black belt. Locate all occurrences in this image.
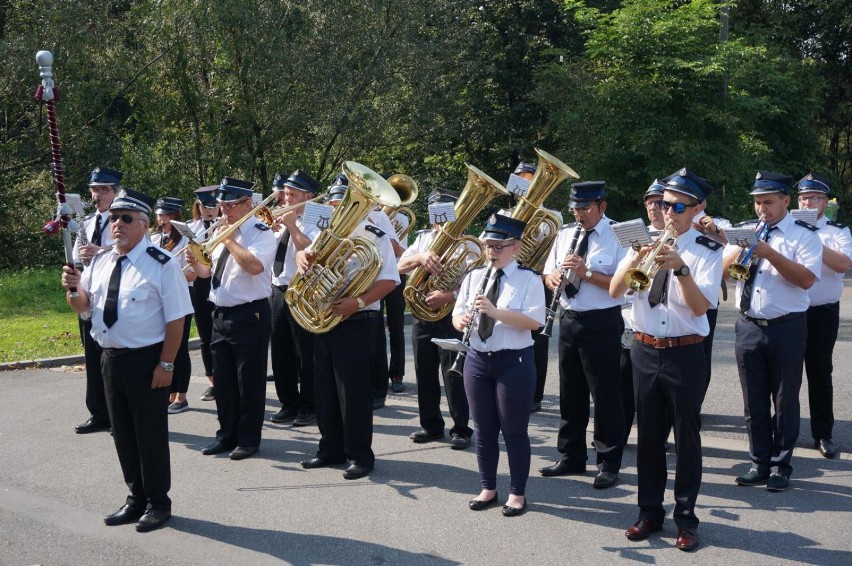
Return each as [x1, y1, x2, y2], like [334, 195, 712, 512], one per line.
[347, 310, 380, 321]
[741, 311, 804, 327]
[103, 342, 162, 357]
[563, 305, 620, 319]
[472, 346, 533, 359]
[214, 298, 268, 313]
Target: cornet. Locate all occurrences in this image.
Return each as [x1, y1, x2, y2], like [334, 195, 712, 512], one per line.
[727, 215, 768, 281]
[624, 222, 678, 292]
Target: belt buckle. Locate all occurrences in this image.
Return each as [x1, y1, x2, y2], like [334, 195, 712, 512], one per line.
[757, 319, 769, 327]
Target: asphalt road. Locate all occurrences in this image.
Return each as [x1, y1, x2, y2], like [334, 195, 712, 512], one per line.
[1, 287, 851, 565]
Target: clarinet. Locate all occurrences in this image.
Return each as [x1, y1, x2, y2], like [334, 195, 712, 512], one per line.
[447, 262, 496, 379]
[541, 225, 582, 337]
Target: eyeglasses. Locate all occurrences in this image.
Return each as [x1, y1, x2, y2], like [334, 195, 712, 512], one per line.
[798, 195, 827, 202]
[484, 241, 516, 253]
[661, 200, 697, 214]
[569, 202, 599, 214]
[90, 186, 114, 194]
[109, 213, 137, 224]
[220, 199, 248, 210]
[645, 199, 663, 210]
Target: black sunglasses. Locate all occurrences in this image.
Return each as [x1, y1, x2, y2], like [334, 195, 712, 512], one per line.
[109, 213, 137, 224]
[661, 200, 697, 214]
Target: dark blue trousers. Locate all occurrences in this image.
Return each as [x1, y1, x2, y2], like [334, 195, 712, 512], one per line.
[804, 302, 839, 440]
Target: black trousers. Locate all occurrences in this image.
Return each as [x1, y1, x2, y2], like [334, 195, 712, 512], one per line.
[101, 343, 171, 511]
[384, 275, 407, 379]
[412, 316, 472, 438]
[805, 302, 839, 440]
[79, 317, 109, 423]
[632, 341, 705, 530]
[191, 277, 214, 378]
[313, 314, 377, 467]
[621, 346, 635, 445]
[211, 298, 271, 448]
[371, 309, 390, 400]
[735, 313, 806, 476]
[170, 311, 193, 394]
[270, 285, 315, 413]
[556, 306, 625, 472]
[532, 285, 553, 403]
[703, 307, 718, 395]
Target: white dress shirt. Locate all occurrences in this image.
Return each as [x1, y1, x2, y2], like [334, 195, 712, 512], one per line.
[271, 217, 321, 287]
[72, 210, 114, 265]
[208, 221, 277, 307]
[808, 216, 852, 306]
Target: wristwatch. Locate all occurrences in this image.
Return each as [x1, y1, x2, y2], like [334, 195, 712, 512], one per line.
[674, 264, 690, 277]
[159, 361, 175, 372]
[356, 297, 366, 309]
[584, 269, 593, 281]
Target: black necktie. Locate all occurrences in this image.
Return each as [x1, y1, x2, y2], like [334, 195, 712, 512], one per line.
[91, 214, 104, 246]
[273, 229, 290, 277]
[478, 269, 504, 341]
[648, 269, 669, 308]
[564, 229, 593, 299]
[211, 247, 231, 290]
[739, 226, 776, 313]
[204, 220, 211, 231]
[103, 255, 127, 328]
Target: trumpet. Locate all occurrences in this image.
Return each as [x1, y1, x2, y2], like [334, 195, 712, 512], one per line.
[727, 216, 768, 281]
[624, 221, 678, 292]
[269, 193, 326, 220]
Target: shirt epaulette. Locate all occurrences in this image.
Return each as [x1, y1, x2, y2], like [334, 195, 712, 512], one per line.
[255, 222, 270, 231]
[695, 235, 723, 252]
[146, 247, 171, 265]
[827, 220, 847, 229]
[518, 264, 541, 275]
[795, 219, 818, 231]
[364, 224, 386, 238]
[608, 219, 616, 225]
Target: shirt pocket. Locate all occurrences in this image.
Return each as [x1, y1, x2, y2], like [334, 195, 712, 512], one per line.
[119, 289, 149, 323]
[497, 287, 524, 310]
[589, 253, 614, 272]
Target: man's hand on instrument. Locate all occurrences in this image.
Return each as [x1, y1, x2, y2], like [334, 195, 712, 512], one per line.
[420, 251, 442, 274]
[331, 297, 360, 320]
[459, 311, 474, 330]
[560, 254, 585, 272]
[474, 294, 496, 317]
[296, 250, 316, 274]
[61, 265, 81, 291]
[545, 269, 563, 290]
[655, 245, 685, 271]
[425, 289, 454, 309]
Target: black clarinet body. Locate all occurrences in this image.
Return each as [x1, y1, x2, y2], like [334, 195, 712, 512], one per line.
[447, 264, 495, 378]
[541, 225, 582, 337]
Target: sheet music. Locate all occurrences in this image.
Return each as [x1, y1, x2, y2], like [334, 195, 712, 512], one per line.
[65, 193, 85, 216]
[428, 202, 457, 225]
[302, 201, 335, 231]
[251, 192, 263, 206]
[611, 219, 653, 249]
[506, 174, 531, 198]
[725, 228, 759, 247]
[430, 338, 470, 353]
[170, 220, 198, 242]
[790, 208, 819, 224]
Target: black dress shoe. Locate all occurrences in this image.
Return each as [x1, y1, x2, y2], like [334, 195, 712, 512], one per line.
[270, 407, 298, 424]
[229, 446, 258, 460]
[135, 509, 171, 532]
[593, 471, 618, 489]
[735, 468, 770, 486]
[450, 434, 471, 450]
[201, 441, 231, 455]
[301, 456, 346, 469]
[372, 397, 386, 410]
[103, 504, 145, 526]
[410, 429, 445, 443]
[539, 460, 586, 477]
[76, 417, 110, 434]
[468, 492, 499, 511]
[502, 500, 527, 517]
[343, 463, 373, 479]
[625, 518, 663, 541]
[816, 438, 838, 459]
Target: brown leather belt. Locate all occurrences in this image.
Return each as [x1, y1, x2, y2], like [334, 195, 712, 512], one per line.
[635, 332, 704, 349]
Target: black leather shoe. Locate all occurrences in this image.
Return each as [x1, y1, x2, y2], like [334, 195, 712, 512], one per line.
[502, 500, 527, 517]
[625, 518, 663, 541]
[103, 504, 145, 526]
[229, 446, 258, 460]
[301, 456, 346, 469]
[816, 438, 838, 459]
[468, 492, 499, 511]
[450, 434, 471, 450]
[530, 402, 542, 413]
[372, 397, 386, 410]
[201, 441, 231, 455]
[735, 468, 770, 486]
[766, 472, 790, 492]
[343, 463, 373, 480]
[593, 471, 618, 489]
[135, 509, 171, 532]
[76, 417, 110, 434]
[410, 429, 445, 443]
[270, 407, 298, 424]
[539, 460, 586, 477]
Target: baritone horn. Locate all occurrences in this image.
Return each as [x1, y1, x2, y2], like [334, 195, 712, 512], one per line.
[624, 221, 678, 292]
[727, 216, 768, 281]
[383, 173, 418, 239]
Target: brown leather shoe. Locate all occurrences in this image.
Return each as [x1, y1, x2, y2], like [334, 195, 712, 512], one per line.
[676, 528, 699, 551]
[625, 518, 663, 541]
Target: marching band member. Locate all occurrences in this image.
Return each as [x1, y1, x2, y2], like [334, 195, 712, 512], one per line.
[383, 205, 411, 395]
[268, 170, 321, 427]
[398, 189, 474, 449]
[724, 171, 822, 491]
[611, 167, 722, 552]
[299, 183, 400, 480]
[539, 181, 628, 490]
[454, 214, 545, 516]
[188, 177, 276, 461]
[61, 188, 193, 532]
[151, 197, 196, 414]
[73, 166, 121, 434]
[187, 186, 220, 402]
[796, 173, 850, 459]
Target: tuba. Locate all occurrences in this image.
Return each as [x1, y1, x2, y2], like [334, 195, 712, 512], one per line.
[510, 148, 580, 272]
[624, 221, 678, 292]
[382, 173, 418, 240]
[403, 164, 510, 322]
[285, 161, 400, 334]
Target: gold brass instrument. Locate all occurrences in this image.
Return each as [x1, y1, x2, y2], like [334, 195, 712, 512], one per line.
[403, 164, 510, 322]
[727, 216, 768, 281]
[382, 173, 419, 239]
[624, 221, 678, 292]
[285, 161, 401, 334]
[510, 148, 580, 272]
[188, 192, 277, 269]
[269, 193, 327, 220]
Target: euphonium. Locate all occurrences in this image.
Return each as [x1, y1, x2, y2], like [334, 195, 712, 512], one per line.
[624, 221, 678, 292]
[403, 164, 510, 322]
[510, 148, 580, 272]
[727, 216, 768, 281]
[382, 173, 418, 240]
[285, 161, 401, 334]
